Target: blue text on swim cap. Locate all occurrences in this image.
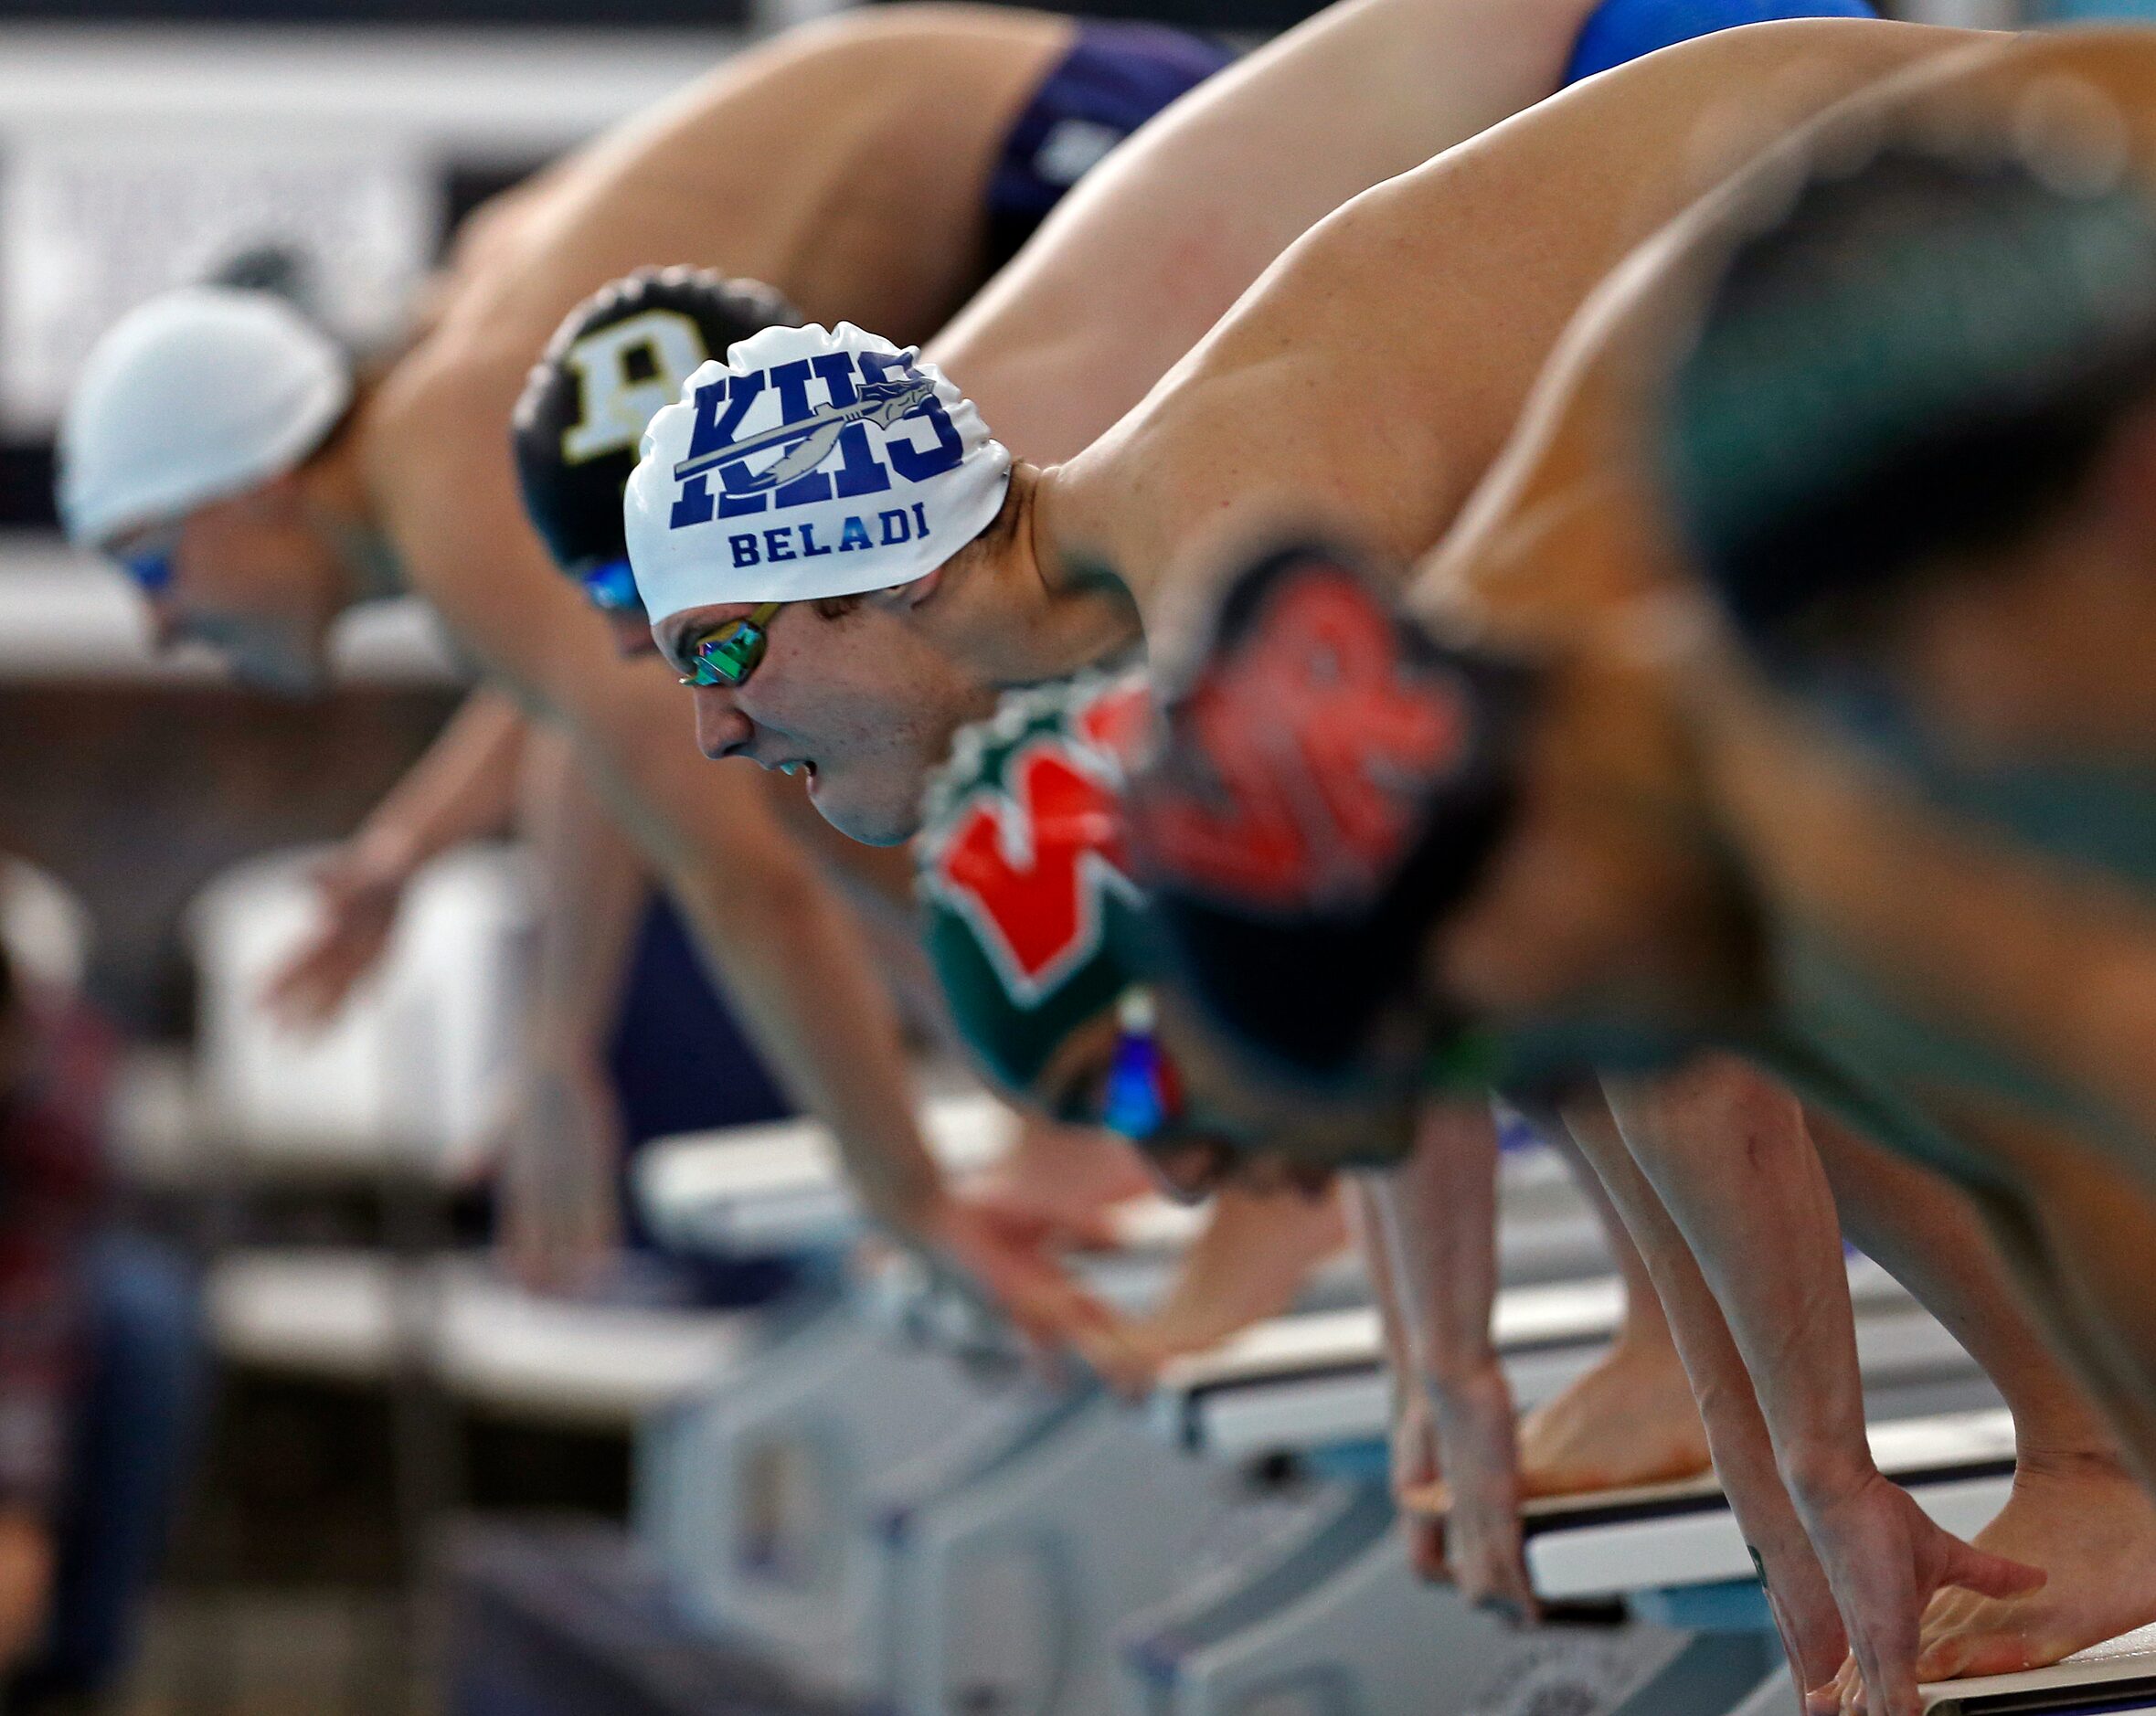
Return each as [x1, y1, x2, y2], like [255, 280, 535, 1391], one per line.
[727, 504, 931, 567]
[670, 349, 963, 531]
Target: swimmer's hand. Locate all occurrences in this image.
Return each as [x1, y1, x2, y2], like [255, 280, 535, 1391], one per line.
[260, 840, 414, 1031]
[1423, 1361, 1539, 1623]
[1793, 1467, 2044, 1716]
[918, 1192, 1119, 1362]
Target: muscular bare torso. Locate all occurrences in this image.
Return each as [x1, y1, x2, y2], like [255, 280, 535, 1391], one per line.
[1037, 16, 1983, 633]
[1418, 27, 2156, 1176]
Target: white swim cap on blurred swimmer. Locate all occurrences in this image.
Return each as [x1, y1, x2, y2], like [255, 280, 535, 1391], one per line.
[625, 321, 1009, 622]
[58, 287, 352, 547]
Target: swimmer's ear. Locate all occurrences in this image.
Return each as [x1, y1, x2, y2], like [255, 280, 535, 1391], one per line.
[887, 567, 945, 609]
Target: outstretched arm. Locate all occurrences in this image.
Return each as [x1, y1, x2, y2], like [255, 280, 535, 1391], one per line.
[929, 0, 1598, 462]
[1554, 1082, 1853, 1712]
[1364, 1099, 1532, 1606]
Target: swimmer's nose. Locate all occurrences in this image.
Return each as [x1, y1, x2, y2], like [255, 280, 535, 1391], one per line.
[693, 688, 754, 761]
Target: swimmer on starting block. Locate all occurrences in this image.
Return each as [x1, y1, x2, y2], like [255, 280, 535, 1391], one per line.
[913, 673, 1685, 1424]
[1117, 33, 2156, 1715]
[920, 667, 2126, 1716]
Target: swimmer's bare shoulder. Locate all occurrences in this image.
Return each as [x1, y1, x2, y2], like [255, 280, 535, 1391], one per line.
[1876, 26, 2156, 171]
[1073, 16, 1992, 632]
[369, 6, 1078, 631]
[1415, 24, 2029, 646]
[420, 5, 1071, 376]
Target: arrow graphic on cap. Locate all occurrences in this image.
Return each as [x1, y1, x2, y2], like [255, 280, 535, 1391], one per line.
[672, 374, 939, 485]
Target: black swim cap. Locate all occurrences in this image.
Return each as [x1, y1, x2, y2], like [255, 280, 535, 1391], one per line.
[513, 267, 802, 587]
[1663, 143, 2156, 663]
[1124, 542, 1531, 1091]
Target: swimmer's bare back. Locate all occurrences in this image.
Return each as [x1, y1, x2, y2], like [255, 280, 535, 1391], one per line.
[1036, 16, 1991, 637]
[430, 5, 1071, 383]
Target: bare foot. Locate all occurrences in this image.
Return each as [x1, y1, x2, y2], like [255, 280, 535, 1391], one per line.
[1911, 1449, 2156, 1685]
[1516, 1335, 1712, 1499]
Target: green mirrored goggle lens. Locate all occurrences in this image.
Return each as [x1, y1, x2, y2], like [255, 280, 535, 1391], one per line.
[680, 602, 781, 688]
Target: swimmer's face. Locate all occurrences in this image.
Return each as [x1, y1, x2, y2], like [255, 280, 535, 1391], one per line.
[657, 584, 996, 845]
[113, 476, 344, 697]
[1027, 989, 1415, 1203]
[566, 561, 660, 659]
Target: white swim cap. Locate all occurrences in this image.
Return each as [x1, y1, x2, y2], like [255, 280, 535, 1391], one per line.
[624, 322, 1010, 622]
[58, 287, 353, 547]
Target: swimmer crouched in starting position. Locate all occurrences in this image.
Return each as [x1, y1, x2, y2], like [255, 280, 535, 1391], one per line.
[1125, 32, 2156, 1712]
[912, 668, 2110, 1716]
[58, 5, 1247, 1341]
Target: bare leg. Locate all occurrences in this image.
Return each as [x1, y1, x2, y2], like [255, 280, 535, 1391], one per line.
[1806, 1108, 2156, 1682]
[1598, 1058, 2039, 1716]
[1514, 1114, 1712, 1498]
[1546, 1088, 1850, 1711]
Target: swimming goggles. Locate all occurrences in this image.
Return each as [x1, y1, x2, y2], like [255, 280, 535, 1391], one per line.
[1101, 988, 1184, 1141]
[680, 601, 782, 689]
[577, 557, 644, 616]
[109, 524, 180, 594]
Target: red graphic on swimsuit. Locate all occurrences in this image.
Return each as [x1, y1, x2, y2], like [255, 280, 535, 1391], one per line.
[1137, 568, 1466, 909]
[934, 744, 1127, 994]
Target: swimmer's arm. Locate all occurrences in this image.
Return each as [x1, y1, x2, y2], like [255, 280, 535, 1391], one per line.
[1601, 1060, 2042, 1711]
[1598, 1063, 1874, 1505]
[517, 725, 649, 1072]
[1556, 1084, 1852, 1703]
[931, 0, 1597, 462]
[493, 732, 648, 1290]
[1364, 1101, 1543, 1607]
[552, 687, 943, 1228]
[260, 685, 528, 1026]
[349, 684, 529, 882]
[1371, 1102, 1508, 1416]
